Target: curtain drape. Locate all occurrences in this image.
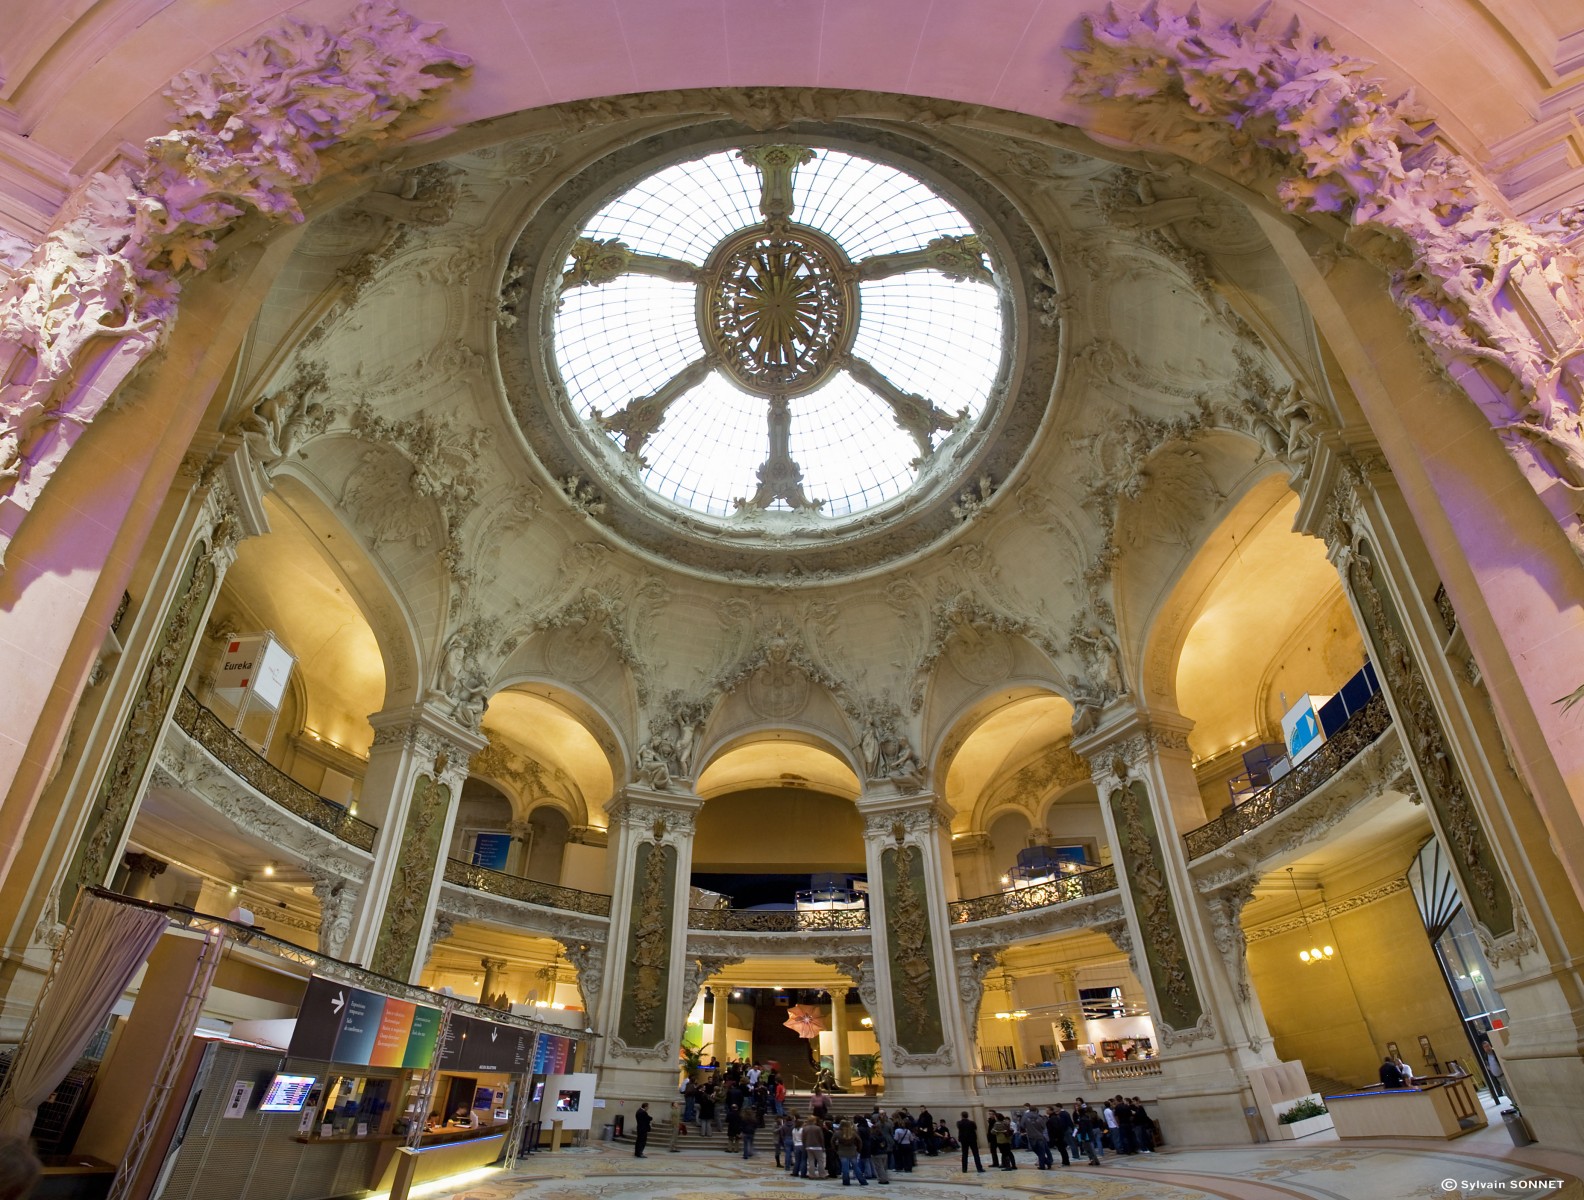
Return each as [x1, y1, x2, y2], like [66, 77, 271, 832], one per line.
[0, 893, 169, 1138]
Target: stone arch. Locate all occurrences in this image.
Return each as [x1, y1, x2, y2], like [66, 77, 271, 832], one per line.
[931, 681, 1077, 807]
[481, 672, 629, 820]
[694, 723, 864, 799]
[255, 468, 427, 712]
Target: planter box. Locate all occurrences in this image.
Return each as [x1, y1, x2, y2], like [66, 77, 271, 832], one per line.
[1275, 1112, 1334, 1140]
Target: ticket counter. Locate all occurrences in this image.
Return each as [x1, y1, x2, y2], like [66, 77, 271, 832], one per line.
[1324, 1075, 1488, 1139]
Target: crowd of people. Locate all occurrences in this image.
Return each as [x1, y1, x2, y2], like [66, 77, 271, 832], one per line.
[660, 1066, 1159, 1178]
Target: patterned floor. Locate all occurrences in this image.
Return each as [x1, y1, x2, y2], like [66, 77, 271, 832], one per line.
[429, 1135, 1584, 1200]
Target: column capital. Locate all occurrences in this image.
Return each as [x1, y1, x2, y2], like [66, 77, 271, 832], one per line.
[856, 791, 954, 842]
[950, 830, 993, 855]
[481, 955, 510, 971]
[1071, 703, 1194, 790]
[605, 787, 703, 842]
[369, 703, 486, 790]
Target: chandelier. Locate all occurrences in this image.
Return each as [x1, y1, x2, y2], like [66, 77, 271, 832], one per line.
[1287, 867, 1335, 965]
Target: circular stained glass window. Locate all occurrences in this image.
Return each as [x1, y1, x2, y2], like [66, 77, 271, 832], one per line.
[551, 145, 1006, 519]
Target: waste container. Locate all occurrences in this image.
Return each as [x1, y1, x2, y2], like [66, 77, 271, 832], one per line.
[601, 1123, 614, 1142]
[1501, 1108, 1535, 1147]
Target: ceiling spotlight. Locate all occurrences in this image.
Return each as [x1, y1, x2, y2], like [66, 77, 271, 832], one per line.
[263, 862, 276, 877]
[228, 884, 239, 895]
[731, 990, 742, 998]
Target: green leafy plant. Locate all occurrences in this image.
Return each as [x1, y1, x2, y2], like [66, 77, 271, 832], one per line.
[1278, 1098, 1329, 1124]
[1059, 1015, 1077, 1042]
[849, 1053, 881, 1086]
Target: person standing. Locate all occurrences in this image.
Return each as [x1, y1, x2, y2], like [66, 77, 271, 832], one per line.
[1481, 1039, 1510, 1103]
[1379, 1056, 1405, 1089]
[634, 1103, 652, 1158]
[991, 1112, 1016, 1169]
[835, 1118, 866, 1186]
[1051, 1103, 1074, 1166]
[957, 1111, 986, 1173]
[741, 1105, 760, 1158]
[802, 1115, 826, 1178]
[1074, 1102, 1102, 1166]
[867, 1115, 893, 1184]
[917, 1107, 936, 1155]
[1129, 1098, 1155, 1153]
[726, 1103, 742, 1152]
[697, 1086, 717, 1136]
[1026, 1106, 1052, 1169]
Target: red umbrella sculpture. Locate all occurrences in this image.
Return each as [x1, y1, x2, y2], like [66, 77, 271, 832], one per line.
[783, 1004, 827, 1039]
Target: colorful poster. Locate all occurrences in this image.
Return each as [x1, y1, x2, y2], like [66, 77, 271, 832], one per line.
[471, 832, 513, 871]
[370, 998, 417, 1067]
[331, 987, 386, 1065]
[404, 1003, 442, 1069]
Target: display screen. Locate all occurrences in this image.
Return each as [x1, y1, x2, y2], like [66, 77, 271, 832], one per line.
[258, 1073, 317, 1112]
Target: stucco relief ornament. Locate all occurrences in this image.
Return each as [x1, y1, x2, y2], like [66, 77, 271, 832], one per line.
[0, 2, 471, 561]
[1071, 6, 1584, 557]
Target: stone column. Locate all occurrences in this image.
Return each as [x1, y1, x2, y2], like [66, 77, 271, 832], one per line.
[857, 788, 977, 1105]
[480, 956, 509, 1006]
[506, 818, 533, 877]
[1074, 708, 1278, 1146]
[590, 785, 702, 1101]
[1309, 453, 1584, 1140]
[710, 985, 731, 1067]
[830, 989, 850, 1090]
[309, 870, 357, 959]
[949, 831, 996, 900]
[119, 852, 168, 901]
[341, 706, 483, 982]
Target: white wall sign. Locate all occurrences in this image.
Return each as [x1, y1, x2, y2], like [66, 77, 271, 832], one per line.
[223, 1080, 254, 1118]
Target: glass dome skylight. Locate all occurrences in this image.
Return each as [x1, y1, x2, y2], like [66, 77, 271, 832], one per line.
[552, 145, 1005, 519]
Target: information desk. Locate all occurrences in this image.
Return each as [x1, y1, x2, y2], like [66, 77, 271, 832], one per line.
[1323, 1075, 1488, 1139]
[369, 1129, 506, 1190]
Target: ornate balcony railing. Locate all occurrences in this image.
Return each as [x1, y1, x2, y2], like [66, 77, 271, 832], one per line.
[980, 1066, 1061, 1088]
[443, 858, 612, 917]
[1088, 1059, 1163, 1081]
[174, 690, 377, 852]
[687, 906, 870, 932]
[948, 863, 1118, 924]
[1183, 692, 1393, 861]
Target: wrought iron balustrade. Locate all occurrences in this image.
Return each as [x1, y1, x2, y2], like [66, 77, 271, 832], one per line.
[174, 690, 377, 852]
[948, 863, 1118, 924]
[443, 858, 612, 917]
[686, 905, 870, 932]
[1183, 693, 1393, 861]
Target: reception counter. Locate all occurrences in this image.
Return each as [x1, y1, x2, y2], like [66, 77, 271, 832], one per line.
[369, 1129, 507, 1190]
[1324, 1075, 1487, 1139]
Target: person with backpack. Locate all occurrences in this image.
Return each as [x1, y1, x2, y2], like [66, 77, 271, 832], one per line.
[801, 1115, 826, 1178]
[867, 1114, 893, 1184]
[1074, 1101, 1102, 1166]
[1050, 1103, 1075, 1167]
[990, 1112, 1016, 1169]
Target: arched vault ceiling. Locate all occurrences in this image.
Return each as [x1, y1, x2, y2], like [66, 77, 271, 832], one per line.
[1174, 489, 1356, 761]
[481, 690, 614, 816]
[696, 740, 859, 801]
[220, 493, 385, 755]
[944, 693, 1075, 827]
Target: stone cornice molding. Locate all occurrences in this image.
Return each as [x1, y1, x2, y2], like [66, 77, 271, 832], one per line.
[370, 703, 486, 791]
[1072, 705, 1195, 791]
[1243, 876, 1410, 943]
[0, 1, 471, 562]
[857, 792, 954, 843]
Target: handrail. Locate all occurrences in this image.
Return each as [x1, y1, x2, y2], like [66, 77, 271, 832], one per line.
[444, 858, 612, 918]
[948, 863, 1117, 924]
[686, 906, 869, 932]
[174, 690, 377, 852]
[1183, 693, 1393, 861]
[1088, 1059, 1162, 1080]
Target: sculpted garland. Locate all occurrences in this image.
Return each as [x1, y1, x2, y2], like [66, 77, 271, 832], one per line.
[1071, 5, 1584, 558]
[0, 2, 470, 559]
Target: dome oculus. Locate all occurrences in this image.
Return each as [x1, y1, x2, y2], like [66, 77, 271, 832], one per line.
[552, 145, 1005, 519]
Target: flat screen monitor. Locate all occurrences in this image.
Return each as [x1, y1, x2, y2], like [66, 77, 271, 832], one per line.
[531, 1081, 545, 1104]
[258, 1073, 317, 1112]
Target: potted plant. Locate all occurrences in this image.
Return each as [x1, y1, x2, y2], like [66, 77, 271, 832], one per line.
[849, 1053, 882, 1097]
[1059, 1015, 1078, 1051]
[678, 1041, 703, 1084]
[1274, 1096, 1333, 1140]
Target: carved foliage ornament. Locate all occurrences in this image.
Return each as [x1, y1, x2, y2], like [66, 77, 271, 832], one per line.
[0, 2, 470, 527]
[1071, 6, 1584, 559]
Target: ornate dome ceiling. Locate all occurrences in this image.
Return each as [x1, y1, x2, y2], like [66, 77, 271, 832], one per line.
[496, 120, 1060, 580]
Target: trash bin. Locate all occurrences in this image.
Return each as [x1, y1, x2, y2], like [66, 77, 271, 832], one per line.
[1501, 1108, 1535, 1147]
[601, 1123, 614, 1142]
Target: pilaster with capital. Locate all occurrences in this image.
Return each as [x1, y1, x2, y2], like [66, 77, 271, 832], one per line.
[30, 461, 258, 958]
[1314, 460, 1584, 1140]
[593, 784, 703, 1099]
[343, 705, 484, 982]
[857, 790, 975, 1104]
[1075, 704, 1276, 1144]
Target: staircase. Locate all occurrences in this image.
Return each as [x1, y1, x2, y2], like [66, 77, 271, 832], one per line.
[1306, 1072, 1358, 1098]
[637, 1093, 889, 1155]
